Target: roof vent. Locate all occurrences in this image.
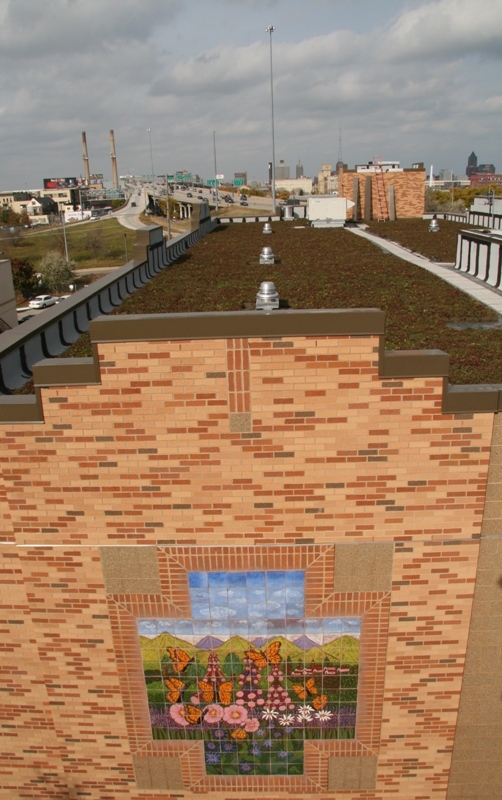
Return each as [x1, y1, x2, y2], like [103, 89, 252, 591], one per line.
[263, 222, 272, 234]
[259, 246, 275, 265]
[256, 281, 279, 311]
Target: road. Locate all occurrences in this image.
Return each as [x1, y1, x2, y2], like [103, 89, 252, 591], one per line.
[113, 184, 273, 232]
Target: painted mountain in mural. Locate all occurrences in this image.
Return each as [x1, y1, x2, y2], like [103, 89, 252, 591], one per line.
[195, 635, 224, 650]
[140, 631, 360, 670]
[305, 635, 360, 665]
[292, 635, 319, 651]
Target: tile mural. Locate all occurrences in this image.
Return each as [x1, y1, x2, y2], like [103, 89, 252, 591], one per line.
[138, 570, 360, 776]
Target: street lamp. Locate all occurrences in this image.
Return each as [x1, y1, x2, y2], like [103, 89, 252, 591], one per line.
[266, 24, 276, 216]
[147, 128, 155, 215]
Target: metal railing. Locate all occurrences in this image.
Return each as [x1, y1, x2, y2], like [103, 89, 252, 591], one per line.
[0, 219, 216, 393]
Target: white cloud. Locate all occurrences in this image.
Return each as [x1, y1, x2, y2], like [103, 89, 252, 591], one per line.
[0, 0, 500, 188]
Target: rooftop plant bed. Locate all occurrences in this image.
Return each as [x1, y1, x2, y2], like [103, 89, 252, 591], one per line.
[365, 218, 478, 262]
[60, 222, 502, 386]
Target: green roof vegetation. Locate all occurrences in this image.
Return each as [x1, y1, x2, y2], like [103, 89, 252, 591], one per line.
[62, 219, 502, 386]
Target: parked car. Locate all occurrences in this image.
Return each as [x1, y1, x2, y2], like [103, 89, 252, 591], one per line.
[186, 192, 193, 198]
[131, 201, 137, 207]
[29, 295, 56, 309]
[240, 201, 249, 206]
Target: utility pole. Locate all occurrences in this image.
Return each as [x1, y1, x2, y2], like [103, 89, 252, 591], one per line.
[213, 131, 219, 213]
[165, 174, 171, 240]
[266, 25, 276, 216]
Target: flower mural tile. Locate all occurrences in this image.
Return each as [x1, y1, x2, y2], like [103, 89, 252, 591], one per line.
[138, 569, 360, 777]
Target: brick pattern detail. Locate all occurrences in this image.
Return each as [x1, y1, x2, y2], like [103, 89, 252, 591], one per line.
[339, 169, 426, 219]
[227, 338, 250, 413]
[0, 329, 496, 799]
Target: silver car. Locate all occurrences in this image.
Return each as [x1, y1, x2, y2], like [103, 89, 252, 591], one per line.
[29, 295, 56, 309]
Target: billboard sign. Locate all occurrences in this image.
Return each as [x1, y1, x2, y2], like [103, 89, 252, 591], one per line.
[43, 177, 78, 189]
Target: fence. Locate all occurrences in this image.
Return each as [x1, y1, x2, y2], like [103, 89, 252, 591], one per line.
[0, 219, 216, 393]
[455, 228, 502, 289]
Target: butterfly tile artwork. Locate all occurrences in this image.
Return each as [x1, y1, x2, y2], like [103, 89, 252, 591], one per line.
[138, 570, 360, 776]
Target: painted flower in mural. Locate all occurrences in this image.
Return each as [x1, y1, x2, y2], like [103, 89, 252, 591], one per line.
[203, 704, 225, 724]
[223, 704, 248, 726]
[315, 709, 333, 722]
[261, 707, 279, 721]
[296, 706, 313, 722]
[244, 717, 260, 733]
[278, 713, 295, 726]
[169, 703, 190, 727]
[205, 753, 220, 764]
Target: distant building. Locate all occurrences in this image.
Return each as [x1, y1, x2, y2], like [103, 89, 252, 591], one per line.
[466, 151, 478, 177]
[466, 151, 496, 178]
[440, 169, 454, 182]
[274, 177, 313, 195]
[234, 172, 247, 186]
[470, 174, 502, 188]
[296, 161, 304, 179]
[477, 164, 496, 174]
[355, 160, 402, 173]
[275, 160, 290, 181]
[317, 164, 338, 195]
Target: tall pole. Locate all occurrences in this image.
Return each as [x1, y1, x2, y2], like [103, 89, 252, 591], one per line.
[213, 131, 219, 213]
[147, 128, 155, 216]
[60, 211, 69, 265]
[266, 25, 276, 216]
[165, 173, 171, 240]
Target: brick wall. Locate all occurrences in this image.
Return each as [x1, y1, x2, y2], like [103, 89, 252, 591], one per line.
[0, 313, 498, 799]
[339, 169, 426, 219]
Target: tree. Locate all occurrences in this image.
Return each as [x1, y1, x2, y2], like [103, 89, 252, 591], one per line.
[38, 251, 76, 294]
[84, 228, 106, 258]
[11, 259, 38, 300]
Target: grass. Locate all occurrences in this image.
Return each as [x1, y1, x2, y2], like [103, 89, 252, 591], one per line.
[1, 218, 136, 272]
[365, 218, 478, 262]
[58, 219, 502, 386]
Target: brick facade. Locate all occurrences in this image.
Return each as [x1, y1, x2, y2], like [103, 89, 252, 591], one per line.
[338, 169, 426, 219]
[1, 310, 500, 799]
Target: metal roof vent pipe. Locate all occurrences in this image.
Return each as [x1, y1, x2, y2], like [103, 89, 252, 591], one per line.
[256, 281, 279, 311]
[263, 222, 272, 234]
[259, 246, 275, 265]
[429, 217, 439, 233]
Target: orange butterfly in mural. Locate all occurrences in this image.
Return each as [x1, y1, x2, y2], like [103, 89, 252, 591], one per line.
[245, 641, 281, 670]
[218, 681, 233, 706]
[181, 705, 202, 725]
[167, 647, 193, 672]
[291, 677, 318, 700]
[165, 677, 185, 703]
[196, 679, 233, 705]
[312, 694, 328, 711]
[230, 728, 247, 740]
[197, 680, 215, 703]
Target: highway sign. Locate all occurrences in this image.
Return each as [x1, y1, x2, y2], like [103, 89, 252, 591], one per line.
[234, 178, 245, 186]
[207, 179, 217, 186]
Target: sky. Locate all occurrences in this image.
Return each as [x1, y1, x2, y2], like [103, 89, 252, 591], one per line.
[1, 0, 501, 189]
